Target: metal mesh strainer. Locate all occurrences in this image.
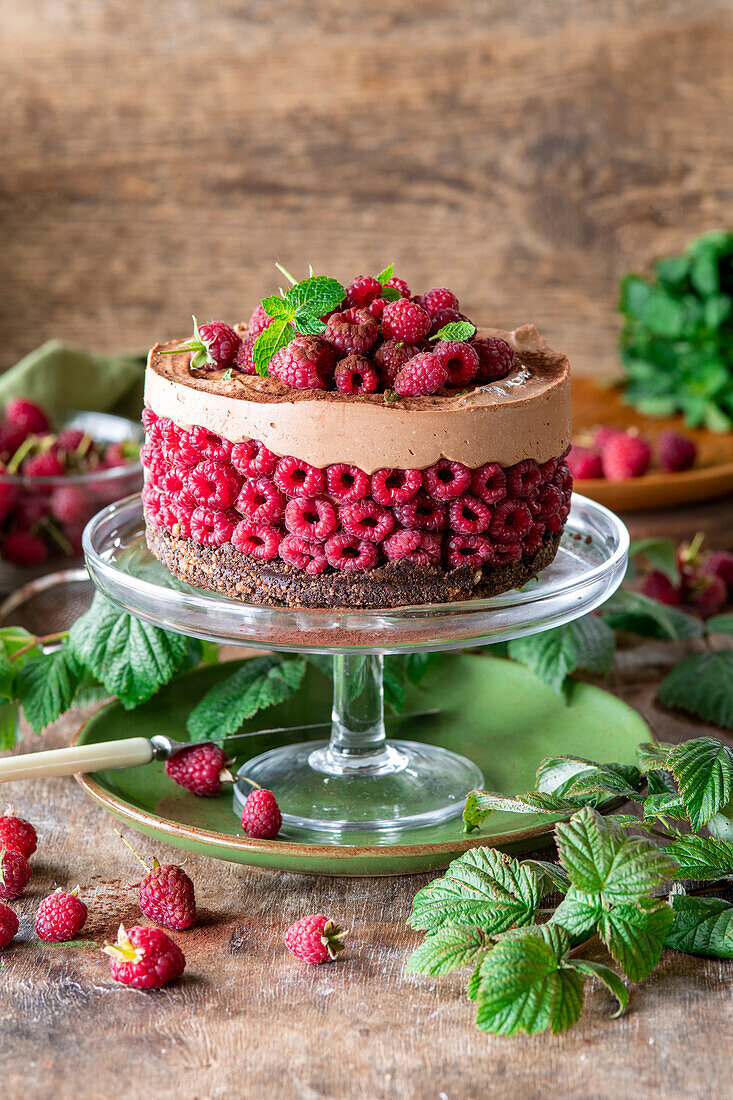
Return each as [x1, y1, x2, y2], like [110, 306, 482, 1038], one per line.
[0, 568, 94, 634]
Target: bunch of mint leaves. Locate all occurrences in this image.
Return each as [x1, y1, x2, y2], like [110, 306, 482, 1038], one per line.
[407, 737, 733, 1036]
[619, 229, 733, 431]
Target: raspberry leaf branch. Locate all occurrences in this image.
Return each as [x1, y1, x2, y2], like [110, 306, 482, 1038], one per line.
[187, 654, 307, 740]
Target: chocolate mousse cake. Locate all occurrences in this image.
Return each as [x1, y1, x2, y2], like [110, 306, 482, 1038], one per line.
[141, 270, 572, 608]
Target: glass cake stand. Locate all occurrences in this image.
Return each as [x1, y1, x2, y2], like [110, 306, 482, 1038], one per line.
[83, 494, 629, 839]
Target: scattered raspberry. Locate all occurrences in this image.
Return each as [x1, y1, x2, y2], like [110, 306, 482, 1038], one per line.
[506, 459, 541, 500]
[325, 463, 370, 503]
[138, 860, 196, 931]
[285, 913, 346, 964]
[236, 477, 285, 524]
[657, 431, 697, 473]
[602, 432, 652, 481]
[334, 355, 379, 395]
[103, 442, 129, 469]
[489, 499, 533, 542]
[35, 888, 88, 942]
[0, 903, 18, 948]
[446, 534, 496, 569]
[231, 521, 282, 560]
[471, 463, 507, 505]
[471, 337, 516, 383]
[383, 529, 441, 565]
[104, 924, 186, 989]
[285, 496, 338, 541]
[241, 787, 282, 839]
[448, 494, 492, 535]
[190, 506, 234, 547]
[345, 275, 382, 309]
[339, 500, 394, 543]
[423, 459, 472, 501]
[705, 551, 733, 593]
[23, 452, 64, 478]
[370, 467, 422, 506]
[3, 530, 47, 567]
[432, 341, 479, 387]
[593, 425, 624, 451]
[274, 455, 325, 498]
[394, 353, 447, 397]
[373, 340, 421, 388]
[640, 570, 681, 606]
[422, 287, 460, 318]
[428, 307, 462, 334]
[165, 743, 232, 797]
[386, 276, 410, 298]
[234, 334, 257, 375]
[196, 321, 242, 369]
[0, 848, 32, 901]
[323, 309, 379, 357]
[393, 491, 447, 531]
[186, 461, 241, 510]
[325, 533, 378, 571]
[279, 535, 328, 575]
[248, 304, 274, 337]
[0, 812, 37, 858]
[381, 299, 431, 343]
[5, 398, 49, 436]
[567, 445, 604, 480]
[231, 439, 277, 478]
[686, 571, 728, 618]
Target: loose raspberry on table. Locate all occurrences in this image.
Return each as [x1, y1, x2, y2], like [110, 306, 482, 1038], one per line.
[334, 355, 380, 395]
[423, 459, 472, 501]
[138, 860, 196, 931]
[166, 743, 232, 797]
[285, 496, 338, 542]
[234, 334, 257, 375]
[383, 528, 441, 566]
[602, 432, 652, 481]
[0, 848, 32, 901]
[231, 521, 282, 560]
[506, 459, 541, 499]
[471, 463, 507, 505]
[381, 298, 431, 343]
[35, 888, 88, 943]
[432, 340, 479, 387]
[593, 425, 624, 452]
[370, 467, 422, 506]
[248, 304, 274, 338]
[345, 275, 383, 310]
[0, 902, 18, 948]
[325, 463, 370, 503]
[190, 506, 234, 547]
[489, 499, 533, 542]
[448, 494, 492, 535]
[657, 431, 697, 473]
[231, 439, 277, 478]
[285, 913, 346, 965]
[685, 571, 728, 618]
[23, 452, 64, 478]
[422, 287, 460, 318]
[0, 812, 37, 858]
[323, 309, 379, 357]
[640, 570, 681, 606]
[274, 455, 325, 498]
[325, 533, 378, 571]
[5, 399, 49, 436]
[241, 788, 282, 839]
[104, 924, 186, 989]
[235, 477, 285, 524]
[3, 531, 48, 567]
[393, 491, 447, 531]
[279, 535, 328, 574]
[270, 335, 336, 390]
[567, 445, 604, 480]
[186, 461, 242, 510]
[394, 353, 447, 397]
[471, 337, 516, 383]
[339, 500, 394, 543]
[446, 534, 496, 570]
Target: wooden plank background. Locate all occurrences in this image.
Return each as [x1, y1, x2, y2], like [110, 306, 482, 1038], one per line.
[2, 0, 733, 376]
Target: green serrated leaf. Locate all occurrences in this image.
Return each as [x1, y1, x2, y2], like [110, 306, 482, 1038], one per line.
[291, 314, 327, 336]
[261, 295, 294, 321]
[432, 320, 477, 343]
[642, 791, 688, 822]
[659, 654, 733, 732]
[187, 656, 306, 741]
[404, 652, 440, 685]
[551, 888, 602, 937]
[665, 894, 733, 958]
[597, 899, 673, 982]
[0, 648, 15, 704]
[72, 668, 110, 707]
[252, 319, 295, 376]
[379, 286, 401, 302]
[405, 926, 490, 976]
[637, 741, 673, 773]
[462, 788, 579, 831]
[285, 275, 345, 318]
[599, 590, 703, 641]
[0, 627, 42, 666]
[521, 860, 570, 898]
[376, 263, 395, 284]
[0, 702, 20, 751]
[17, 647, 83, 734]
[572, 960, 628, 1018]
[508, 627, 578, 695]
[664, 835, 733, 880]
[666, 736, 733, 829]
[629, 538, 680, 584]
[567, 616, 616, 676]
[706, 614, 733, 637]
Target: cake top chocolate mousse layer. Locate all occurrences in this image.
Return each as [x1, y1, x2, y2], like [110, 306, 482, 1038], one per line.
[145, 324, 570, 472]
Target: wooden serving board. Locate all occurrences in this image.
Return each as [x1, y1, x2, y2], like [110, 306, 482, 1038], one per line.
[572, 377, 733, 512]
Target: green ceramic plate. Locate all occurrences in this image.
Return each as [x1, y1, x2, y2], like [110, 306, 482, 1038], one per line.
[75, 655, 651, 876]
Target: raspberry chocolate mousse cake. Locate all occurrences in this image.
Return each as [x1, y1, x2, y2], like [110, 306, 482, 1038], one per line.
[141, 269, 571, 609]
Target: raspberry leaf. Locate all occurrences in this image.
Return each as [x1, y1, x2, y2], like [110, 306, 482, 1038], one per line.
[17, 647, 83, 734]
[664, 894, 733, 958]
[404, 652, 441, 685]
[571, 960, 628, 1018]
[430, 320, 476, 342]
[637, 741, 673, 773]
[706, 614, 733, 637]
[186, 655, 306, 740]
[252, 319, 296, 376]
[664, 736, 733, 829]
[0, 703, 19, 752]
[596, 898, 673, 982]
[658, 654, 733, 734]
[628, 537, 680, 584]
[663, 835, 733, 880]
[507, 613, 615, 695]
[405, 925, 491, 976]
[599, 590, 703, 640]
[376, 263, 395, 284]
[521, 859, 570, 899]
[462, 789, 580, 832]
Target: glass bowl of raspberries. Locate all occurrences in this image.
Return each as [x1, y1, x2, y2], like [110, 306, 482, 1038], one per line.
[0, 399, 143, 591]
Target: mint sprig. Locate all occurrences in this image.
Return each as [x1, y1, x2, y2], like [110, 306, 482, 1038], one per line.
[430, 320, 476, 343]
[254, 273, 346, 375]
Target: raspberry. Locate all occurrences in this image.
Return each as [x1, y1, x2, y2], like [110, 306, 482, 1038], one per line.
[270, 335, 336, 390]
[428, 307, 462, 335]
[248, 304, 274, 337]
[567, 445, 604, 480]
[706, 551, 733, 594]
[23, 452, 64, 477]
[686, 571, 728, 618]
[231, 439, 277, 478]
[346, 275, 382, 309]
[432, 341, 479, 387]
[471, 463, 507, 505]
[285, 496, 337, 541]
[104, 924, 186, 989]
[0, 422, 28, 458]
[524, 521, 546, 556]
[14, 494, 51, 528]
[393, 491, 447, 531]
[640, 570, 681, 606]
[495, 541, 523, 564]
[339, 500, 394, 543]
[190, 506, 234, 547]
[422, 287, 460, 318]
[325, 533, 378, 571]
[471, 337, 516, 383]
[383, 529, 441, 565]
[199, 321, 241, 368]
[0, 483, 18, 524]
[536, 484, 564, 523]
[35, 888, 88, 942]
[186, 461, 241, 510]
[3, 531, 47, 566]
[0, 812, 37, 858]
[394, 353, 447, 397]
[241, 788, 282, 839]
[141, 441, 166, 479]
[489, 499, 533, 542]
[142, 407, 161, 438]
[161, 464, 194, 505]
[0, 902, 18, 948]
[182, 424, 232, 465]
[0, 848, 32, 901]
[593, 425, 624, 451]
[602, 432, 652, 481]
[103, 442, 130, 469]
[366, 298, 387, 321]
[334, 355, 379, 395]
[323, 309, 378, 356]
[166, 742, 232, 797]
[657, 431, 697, 473]
[236, 477, 285, 524]
[56, 427, 87, 452]
[373, 340, 421, 388]
[446, 534, 496, 569]
[5, 399, 49, 436]
[386, 276, 411, 298]
[234, 334, 257, 375]
[448, 493, 491, 534]
[274, 455, 325, 497]
[381, 299, 431, 343]
[506, 459, 541, 499]
[285, 913, 346, 964]
[279, 535, 328, 574]
[231, 521, 281, 559]
[325, 463, 370, 503]
[424, 459, 472, 501]
[370, 467, 422, 506]
[138, 860, 196, 931]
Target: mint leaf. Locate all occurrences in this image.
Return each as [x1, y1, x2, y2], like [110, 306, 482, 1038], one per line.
[261, 295, 294, 321]
[376, 263, 394, 284]
[629, 538, 680, 583]
[664, 835, 733, 880]
[252, 319, 295, 376]
[599, 591, 703, 640]
[597, 898, 673, 981]
[707, 614, 733, 637]
[285, 276, 345, 318]
[658, 653, 733, 731]
[666, 736, 733, 830]
[665, 895, 733, 958]
[17, 647, 83, 734]
[291, 314, 327, 336]
[379, 286, 401, 302]
[187, 656, 306, 740]
[430, 321, 477, 343]
[405, 926, 490, 976]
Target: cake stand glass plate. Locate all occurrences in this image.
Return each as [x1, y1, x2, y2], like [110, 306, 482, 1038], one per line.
[82, 493, 629, 841]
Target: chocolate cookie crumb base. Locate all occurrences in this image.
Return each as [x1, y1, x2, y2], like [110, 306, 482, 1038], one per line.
[146, 525, 563, 610]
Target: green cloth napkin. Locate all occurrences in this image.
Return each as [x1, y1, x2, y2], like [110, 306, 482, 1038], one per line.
[0, 341, 147, 421]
